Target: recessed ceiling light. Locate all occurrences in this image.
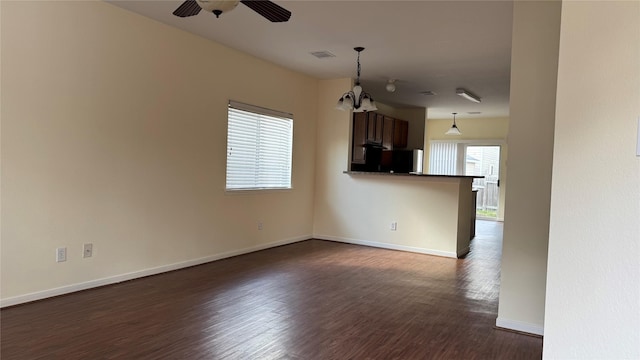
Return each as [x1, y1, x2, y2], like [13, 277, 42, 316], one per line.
[310, 51, 336, 59]
[420, 91, 437, 96]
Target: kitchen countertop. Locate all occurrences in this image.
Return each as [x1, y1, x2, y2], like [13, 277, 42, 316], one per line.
[343, 171, 483, 179]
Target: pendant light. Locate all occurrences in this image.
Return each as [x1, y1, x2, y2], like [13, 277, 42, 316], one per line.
[336, 47, 378, 113]
[445, 112, 461, 135]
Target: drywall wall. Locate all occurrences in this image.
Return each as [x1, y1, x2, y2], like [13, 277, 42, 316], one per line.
[496, 0, 561, 335]
[1, 1, 318, 304]
[543, 1, 640, 358]
[426, 117, 509, 220]
[313, 80, 470, 258]
[426, 117, 509, 143]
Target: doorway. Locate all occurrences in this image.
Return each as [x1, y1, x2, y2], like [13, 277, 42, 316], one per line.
[465, 146, 501, 219]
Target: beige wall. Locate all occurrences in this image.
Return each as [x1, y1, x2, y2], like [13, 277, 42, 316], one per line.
[496, 0, 561, 335]
[1, 1, 318, 303]
[544, 1, 640, 358]
[426, 117, 509, 220]
[427, 117, 509, 143]
[313, 80, 470, 258]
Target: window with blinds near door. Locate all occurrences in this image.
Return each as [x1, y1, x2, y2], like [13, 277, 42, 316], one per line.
[225, 101, 293, 190]
[429, 142, 460, 175]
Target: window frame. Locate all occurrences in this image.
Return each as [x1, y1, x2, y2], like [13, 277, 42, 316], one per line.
[225, 100, 294, 192]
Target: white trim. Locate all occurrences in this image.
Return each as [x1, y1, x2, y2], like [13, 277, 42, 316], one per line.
[314, 234, 458, 259]
[495, 317, 544, 336]
[0, 235, 310, 308]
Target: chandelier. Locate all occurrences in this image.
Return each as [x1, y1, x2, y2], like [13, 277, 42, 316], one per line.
[336, 47, 378, 113]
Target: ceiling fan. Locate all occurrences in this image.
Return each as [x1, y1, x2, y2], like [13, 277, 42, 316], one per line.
[173, 0, 291, 22]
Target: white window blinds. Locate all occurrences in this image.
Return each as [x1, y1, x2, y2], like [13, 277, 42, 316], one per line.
[225, 101, 293, 190]
[429, 142, 458, 175]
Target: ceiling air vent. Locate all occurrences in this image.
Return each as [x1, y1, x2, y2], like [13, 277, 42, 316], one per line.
[420, 91, 437, 96]
[467, 111, 482, 115]
[310, 51, 336, 59]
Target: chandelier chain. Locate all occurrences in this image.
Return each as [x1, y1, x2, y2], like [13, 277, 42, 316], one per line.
[356, 51, 361, 84]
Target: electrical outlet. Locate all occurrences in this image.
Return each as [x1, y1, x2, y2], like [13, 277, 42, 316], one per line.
[390, 222, 398, 231]
[56, 247, 67, 262]
[83, 243, 93, 258]
[258, 222, 263, 230]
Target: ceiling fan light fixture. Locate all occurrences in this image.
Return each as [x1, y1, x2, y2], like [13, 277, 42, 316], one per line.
[197, 0, 240, 17]
[456, 88, 481, 103]
[336, 47, 378, 113]
[445, 112, 462, 135]
[173, 0, 291, 22]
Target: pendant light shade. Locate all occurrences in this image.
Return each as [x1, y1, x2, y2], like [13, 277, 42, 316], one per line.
[336, 47, 378, 113]
[445, 112, 462, 135]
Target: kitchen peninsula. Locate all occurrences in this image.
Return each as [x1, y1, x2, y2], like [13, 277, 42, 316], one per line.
[343, 171, 482, 258]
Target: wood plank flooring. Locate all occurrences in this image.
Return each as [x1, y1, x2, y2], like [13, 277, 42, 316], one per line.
[1, 221, 542, 359]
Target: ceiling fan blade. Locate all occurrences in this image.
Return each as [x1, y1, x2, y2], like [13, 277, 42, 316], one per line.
[240, 0, 291, 22]
[173, 0, 202, 17]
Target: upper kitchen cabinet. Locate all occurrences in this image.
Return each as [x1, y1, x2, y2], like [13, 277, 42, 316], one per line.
[351, 111, 409, 166]
[394, 119, 408, 149]
[367, 112, 384, 145]
[352, 112, 368, 164]
[381, 116, 408, 151]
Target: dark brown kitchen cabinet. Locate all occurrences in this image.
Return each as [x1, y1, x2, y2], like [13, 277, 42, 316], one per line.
[367, 113, 384, 144]
[382, 116, 395, 150]
[351, 111, 409, 167]
[394, 119, 408, 148]
[382, 117, 408, 149]
[352, 112, 367, 164]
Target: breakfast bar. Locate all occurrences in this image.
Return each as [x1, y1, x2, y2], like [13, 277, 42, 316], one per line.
[344, 171, 482, 258]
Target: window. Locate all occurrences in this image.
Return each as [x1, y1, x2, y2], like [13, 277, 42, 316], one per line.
[225, 101, 293, 190]
[429, 142, 460, 175]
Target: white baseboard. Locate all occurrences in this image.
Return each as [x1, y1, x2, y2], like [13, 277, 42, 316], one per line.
[314, 234, 458, 259]
[495, 317, 544, 336]
[0, 235, 310, 308]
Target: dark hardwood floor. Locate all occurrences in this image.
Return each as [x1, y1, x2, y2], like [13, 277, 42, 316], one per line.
[1, 221, 542, 359]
